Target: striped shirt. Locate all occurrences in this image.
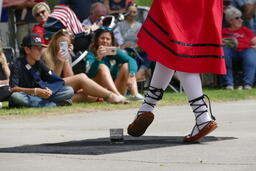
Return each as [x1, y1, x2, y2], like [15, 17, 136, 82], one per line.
[49, 5, 84, 34]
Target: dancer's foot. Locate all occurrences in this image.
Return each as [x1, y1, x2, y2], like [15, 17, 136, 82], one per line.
[127, 112, 154, 137]
[183, 121, 218, 142]
[184, 95, 217, 142]
[127, 86, 163, 137]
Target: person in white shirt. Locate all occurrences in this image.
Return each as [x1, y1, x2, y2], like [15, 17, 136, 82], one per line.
[82, 2, 124, 46]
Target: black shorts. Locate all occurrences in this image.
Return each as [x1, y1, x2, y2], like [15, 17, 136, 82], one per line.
[0, 85, 11, 101]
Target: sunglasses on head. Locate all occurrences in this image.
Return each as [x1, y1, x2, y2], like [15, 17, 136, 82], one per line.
[99, 27, 113, 31]
[35, 10, 46, 17]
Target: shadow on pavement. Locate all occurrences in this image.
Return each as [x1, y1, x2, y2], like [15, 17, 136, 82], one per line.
[0, 136, 236, 155]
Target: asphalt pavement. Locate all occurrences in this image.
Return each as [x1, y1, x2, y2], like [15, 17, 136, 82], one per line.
[0, 100, 255, 171]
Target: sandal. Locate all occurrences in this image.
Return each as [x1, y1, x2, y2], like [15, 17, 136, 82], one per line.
[127, 86, 164, 137]
[127, 111, 154, 137]
[183, 95, 218, 142]
[183, 121, 218, 142]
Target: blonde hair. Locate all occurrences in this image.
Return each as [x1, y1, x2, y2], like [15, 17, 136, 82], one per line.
[43, 29, 73, 72]
[32, 2, 51, 17]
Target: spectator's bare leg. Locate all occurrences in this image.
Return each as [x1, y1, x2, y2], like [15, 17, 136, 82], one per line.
[115, 63, 129, 95]
[136, 68, 147, 82]
[64, 73, 124, 103]
[93, 64, 122, 96]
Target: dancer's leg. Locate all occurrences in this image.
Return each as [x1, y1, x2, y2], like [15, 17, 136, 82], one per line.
[138, 62, 175, 113]
[93, 64, 122, 96]
[115, 63, 129, 95]
[176, 71, 217, 142]
[128, 62, 175, 137]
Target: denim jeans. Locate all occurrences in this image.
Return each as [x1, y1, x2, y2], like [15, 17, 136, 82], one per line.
[9, 86, 74, 108]
[220, 47, 256, 86]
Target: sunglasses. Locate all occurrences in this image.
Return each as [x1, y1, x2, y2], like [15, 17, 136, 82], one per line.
[234, 16, 242, 20]
[99, 27, 113, 31]
[35, 10, 46, 17]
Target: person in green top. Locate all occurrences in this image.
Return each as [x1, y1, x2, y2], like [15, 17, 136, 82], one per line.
[85, 27, 144, 101]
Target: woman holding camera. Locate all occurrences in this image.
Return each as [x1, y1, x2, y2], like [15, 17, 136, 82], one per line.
[43, 29, 127, 104]
[85, 28, 144, 101]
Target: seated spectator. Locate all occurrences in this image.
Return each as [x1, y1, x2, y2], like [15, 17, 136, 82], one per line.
[3, 0, 45, 47]
[221, 7, 256, 90]
[43, 29, 127, 104]
[32, 2, 51, 45]
[85, 28, 144, 101]
[0, 45, 11, 107]
[44, 4, 86, 41]
[43, 4, 92, 52]
[118, 4, 153, 82]
[103, 0, 130, 14]
[8, 33, 74, 108]
[231, 0, 255, 30]
[118, 3, 141, 48]
[82, 2, 124, 46]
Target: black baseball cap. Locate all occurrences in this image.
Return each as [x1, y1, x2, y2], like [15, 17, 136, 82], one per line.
[21, 33, 47, 47]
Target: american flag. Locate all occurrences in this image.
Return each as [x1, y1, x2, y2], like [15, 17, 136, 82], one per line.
[49, 5, 85, 34]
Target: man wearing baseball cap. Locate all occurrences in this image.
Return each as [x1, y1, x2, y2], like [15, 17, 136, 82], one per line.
[8, 33, 74, 108]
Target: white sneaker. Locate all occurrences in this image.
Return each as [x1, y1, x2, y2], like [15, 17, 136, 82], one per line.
[225, 85, 234, 90]
[236, 85, 243, 90]
[244, 85, 252, 90]
[130, 93, 144, 101]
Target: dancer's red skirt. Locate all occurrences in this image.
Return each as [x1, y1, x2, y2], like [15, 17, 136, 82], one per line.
[137, 0, 226, 74]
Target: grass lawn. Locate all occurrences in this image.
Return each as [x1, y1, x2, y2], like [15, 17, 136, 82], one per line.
[135, 0, 152, 6]
[1, 88, 256, 118]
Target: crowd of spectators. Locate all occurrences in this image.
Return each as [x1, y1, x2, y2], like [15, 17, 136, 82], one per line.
[8, 33, 74, 108]
[43, 29, 129, 104]
[1, 0, 256, 109]
[0, 0, 146, 108]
